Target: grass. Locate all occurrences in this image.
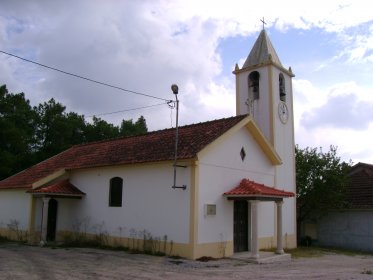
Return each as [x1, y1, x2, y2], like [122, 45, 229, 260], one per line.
[361, 269, 373, 275]
[283, 246, 373, 259]
[0, 235, 11, 243]
[284, 247, 325, 258]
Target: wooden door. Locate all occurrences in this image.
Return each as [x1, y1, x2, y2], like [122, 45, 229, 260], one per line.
[47, 199, 58, 241]
[234, 200, 248, 252]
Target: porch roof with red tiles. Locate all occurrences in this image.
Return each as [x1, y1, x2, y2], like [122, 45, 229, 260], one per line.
[27, 179, 85, 197]
[223, 179, 294, 199]
[0, 115, 247, 190]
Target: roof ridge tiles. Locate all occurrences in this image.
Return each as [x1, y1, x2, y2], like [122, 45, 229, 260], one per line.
[73, 114, 248, 149]
[0, 114, 249, 189]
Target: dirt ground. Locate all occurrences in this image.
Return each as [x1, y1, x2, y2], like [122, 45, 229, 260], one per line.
[1, 243, 373, 280]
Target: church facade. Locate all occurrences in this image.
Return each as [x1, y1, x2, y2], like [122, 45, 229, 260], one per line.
[0, 29, 297, 259]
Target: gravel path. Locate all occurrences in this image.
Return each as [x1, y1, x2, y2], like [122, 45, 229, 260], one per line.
[0, 243, 372, 279]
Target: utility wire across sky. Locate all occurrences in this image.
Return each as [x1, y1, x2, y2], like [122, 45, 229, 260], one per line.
[86, 102, 169, 118]
[0, 50, 172, 102]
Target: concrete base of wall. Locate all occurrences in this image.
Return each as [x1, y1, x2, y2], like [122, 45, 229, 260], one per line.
[231, 251, 291, 264]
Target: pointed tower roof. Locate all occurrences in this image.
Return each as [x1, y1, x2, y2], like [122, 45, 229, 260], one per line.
[242, 29, 282, 68]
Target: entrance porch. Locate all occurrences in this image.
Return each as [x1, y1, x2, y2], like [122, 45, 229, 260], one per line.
[223, 179, 294, 260]
[27, 179, 85, 244]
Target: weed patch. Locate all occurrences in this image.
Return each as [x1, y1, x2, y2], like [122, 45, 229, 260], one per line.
[362, 269, 373, 275]
[285, 246, 373, 259]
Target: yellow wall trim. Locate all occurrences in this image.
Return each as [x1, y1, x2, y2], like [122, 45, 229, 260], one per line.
[233, 61, 295, 77]
[32, 169, 67, 189]
[197, 116, 281, 166]
[194, 241, 234, 259]
[259, 234, 297, 250]
[245, 120, 282, 165]
[56, 231, 195, 259]
[189, 160, 199, 258]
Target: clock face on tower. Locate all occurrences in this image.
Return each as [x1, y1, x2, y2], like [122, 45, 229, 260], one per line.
[278, 102, 289, 124]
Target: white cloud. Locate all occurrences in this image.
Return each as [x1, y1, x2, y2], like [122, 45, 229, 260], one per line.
[1, 0, 373, 163]
[299, 81, 373, 130]
[294, 80, 373, 162]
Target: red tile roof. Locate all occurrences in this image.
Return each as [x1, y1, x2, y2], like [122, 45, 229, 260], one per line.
[0, 115, 247, 190]
[224, 179, 294, 198]
[27, 179, 85, 197]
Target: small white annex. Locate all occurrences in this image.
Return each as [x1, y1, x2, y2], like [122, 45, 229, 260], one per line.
[0, 29, 297, 260]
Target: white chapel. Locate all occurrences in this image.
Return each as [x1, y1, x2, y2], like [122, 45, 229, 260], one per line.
[0, 28, 297, 260]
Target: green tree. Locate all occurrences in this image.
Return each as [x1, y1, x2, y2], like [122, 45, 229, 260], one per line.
[34, 98, 73, 160]
[84, 116, 120, 142]
[0, 84, 149, 179]
[0, 85, 37, 179]
[65, 112, 87, 145]
[296, 145, 351, 241]
[119, 115, 147, 137]
[135, 115, 148, 134]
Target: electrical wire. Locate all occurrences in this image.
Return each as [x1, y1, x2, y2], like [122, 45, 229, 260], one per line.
[0, 50, 172, 102]
[86, 102, 168, 118]
[168, 100, 175, 127]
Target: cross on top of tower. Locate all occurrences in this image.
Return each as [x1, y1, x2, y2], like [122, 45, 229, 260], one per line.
[260, 17, 267, 30]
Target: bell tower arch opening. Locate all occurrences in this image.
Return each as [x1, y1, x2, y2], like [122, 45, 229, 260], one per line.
[279, 73, 286, 102]
[248, 71, 260, 100]
[246, 71, 260, 117]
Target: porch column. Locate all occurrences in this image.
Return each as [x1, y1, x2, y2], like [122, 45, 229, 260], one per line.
[276, 200, 284, 254]
[250, 200, 259, 259]
[40, 197, 50, 245]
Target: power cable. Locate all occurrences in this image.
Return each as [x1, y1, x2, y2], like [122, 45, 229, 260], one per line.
[0, 50, 171, 102]
[86, 102, 169, 118]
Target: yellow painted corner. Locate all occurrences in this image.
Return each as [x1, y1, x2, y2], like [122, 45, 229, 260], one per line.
[245, 120, 282, 165]
[32, 169, 67, 189]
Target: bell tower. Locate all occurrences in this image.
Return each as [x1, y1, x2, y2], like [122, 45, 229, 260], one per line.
[233, 29, 296, 238]
[233, 28, 295, 147]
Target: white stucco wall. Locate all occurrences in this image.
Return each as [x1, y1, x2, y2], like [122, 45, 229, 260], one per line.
[318, 210, 373, 253]
[0, 189, 30, 230]
[56, 163, 191, 244]
[197, 126, 276, 244]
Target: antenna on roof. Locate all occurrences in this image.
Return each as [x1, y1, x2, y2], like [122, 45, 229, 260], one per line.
[171, 84, 187, 190]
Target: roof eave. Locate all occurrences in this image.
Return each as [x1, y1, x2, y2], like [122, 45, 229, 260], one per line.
[223, 194, 292, 201]
[28, 192, 85, 198]
[233, 61, 295, 77]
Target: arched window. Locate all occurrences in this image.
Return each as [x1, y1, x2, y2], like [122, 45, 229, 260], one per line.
[279, 73, 286, 102]
[109, 177, 123, 207]
[248, 71, 260, 100]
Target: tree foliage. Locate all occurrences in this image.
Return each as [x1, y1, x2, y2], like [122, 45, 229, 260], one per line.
[0, 84, 148, 180]
[296, 145, 351, 226]
[0, 85, 37, 177]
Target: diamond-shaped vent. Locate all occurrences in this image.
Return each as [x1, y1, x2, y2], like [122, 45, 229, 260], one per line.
[240, 147, 246, 161]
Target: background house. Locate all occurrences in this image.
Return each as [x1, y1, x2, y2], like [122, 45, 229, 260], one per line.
[317, 162, 373, 252]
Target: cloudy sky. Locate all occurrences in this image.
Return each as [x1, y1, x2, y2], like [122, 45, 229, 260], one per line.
[1, 0, 373, 164]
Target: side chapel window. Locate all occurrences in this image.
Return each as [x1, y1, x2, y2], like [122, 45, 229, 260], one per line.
[279, 73, 286, 102]
[109, 177, 123, 207]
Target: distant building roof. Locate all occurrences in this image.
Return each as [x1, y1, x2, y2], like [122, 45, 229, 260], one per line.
[0, 115, 247, 190]
[242, 29, 282, 69]
[347, 162, 373, 209]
